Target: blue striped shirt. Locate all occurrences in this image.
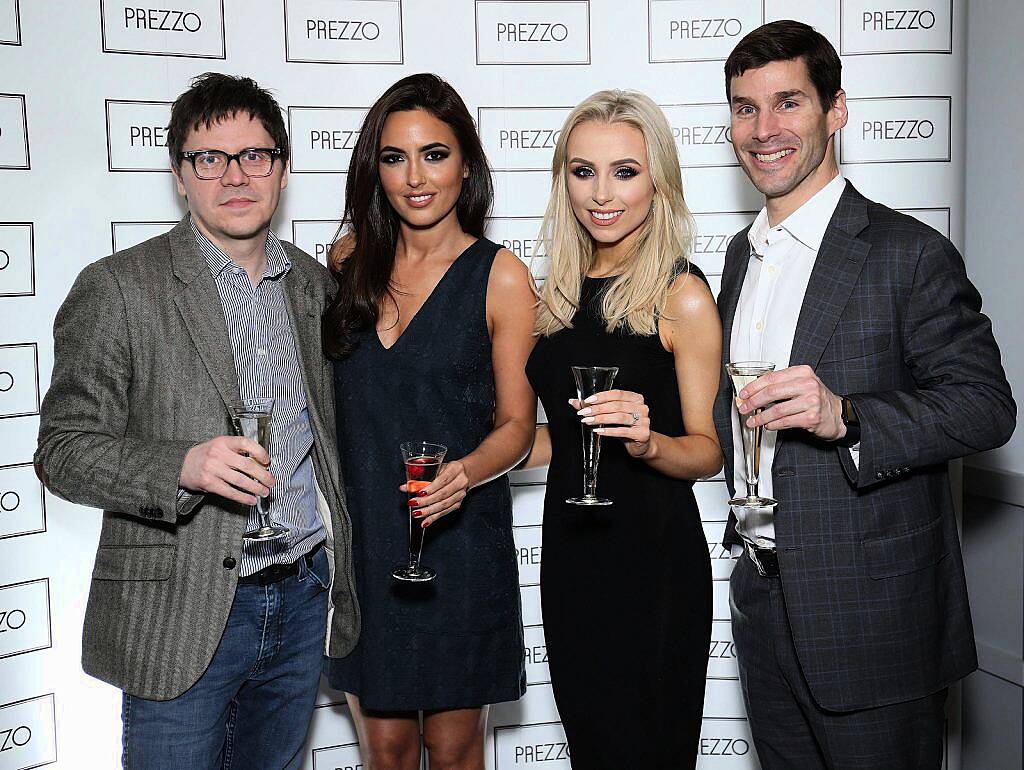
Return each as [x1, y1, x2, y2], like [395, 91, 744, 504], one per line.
[191, 220, 324, 576]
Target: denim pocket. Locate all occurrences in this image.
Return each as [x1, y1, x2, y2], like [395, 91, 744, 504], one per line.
[302, 548, 331, 591]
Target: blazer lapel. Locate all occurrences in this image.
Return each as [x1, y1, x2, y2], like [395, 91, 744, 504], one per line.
[281, 262, 324, 412]
[788, 182, 872, 371]
[169, 219, 241, 411]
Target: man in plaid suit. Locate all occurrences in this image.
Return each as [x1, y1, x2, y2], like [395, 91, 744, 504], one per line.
[713, 20, 1015, 770]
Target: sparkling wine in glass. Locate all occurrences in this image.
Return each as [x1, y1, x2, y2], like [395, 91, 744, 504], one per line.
[566, 365, 619, 506]
[393, 441, 447, 583]
[230, 398, 289, 542]
[727, 361, 778, 509]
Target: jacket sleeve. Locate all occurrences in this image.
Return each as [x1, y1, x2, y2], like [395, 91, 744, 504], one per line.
[847, 232, 1016, 489]
[34, 261, 197, 523]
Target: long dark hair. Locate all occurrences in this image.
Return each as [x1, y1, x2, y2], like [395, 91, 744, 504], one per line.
[322, 73, 493, 359]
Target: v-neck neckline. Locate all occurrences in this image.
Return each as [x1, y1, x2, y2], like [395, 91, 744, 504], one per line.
[375, 239, 479, 352]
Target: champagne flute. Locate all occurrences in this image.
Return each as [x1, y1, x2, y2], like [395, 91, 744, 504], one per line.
[566, 365, 618, 506]
[393, 441, 447, 583]
[726, 361, 778, 509]
[230, 398, 289, 542]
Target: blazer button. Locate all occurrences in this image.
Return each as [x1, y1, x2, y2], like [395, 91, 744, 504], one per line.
[223, 556, 237, 570]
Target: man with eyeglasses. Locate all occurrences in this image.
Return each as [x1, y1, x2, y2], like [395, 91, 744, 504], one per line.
[35, 72, 359, 768]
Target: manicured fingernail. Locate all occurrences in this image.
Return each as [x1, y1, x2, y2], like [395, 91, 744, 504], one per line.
[581, 416, 595, 424]
[577, 407, 592, 416]
[594, 428, 606, 434]
[739, 389, 749, 399]
[584, 396, 597, 404]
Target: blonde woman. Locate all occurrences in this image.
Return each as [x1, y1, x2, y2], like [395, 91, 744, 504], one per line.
[523, 91, 723, 768]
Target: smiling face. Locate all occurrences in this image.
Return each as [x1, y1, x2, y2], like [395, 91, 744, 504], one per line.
[729, 57, 847, 220]
[172, 113, 287, 250]
[377, 109, 469, 231]
[565, 120, 655, 259]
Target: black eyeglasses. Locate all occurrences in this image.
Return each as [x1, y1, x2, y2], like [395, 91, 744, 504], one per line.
[179, 147, 282, 180]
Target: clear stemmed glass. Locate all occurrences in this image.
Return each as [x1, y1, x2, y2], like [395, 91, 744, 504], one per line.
[230, 398, 289, 542]
[393, 441, 447, 583]
[726, 361, 778, 509]
[566, 366, 619, 506]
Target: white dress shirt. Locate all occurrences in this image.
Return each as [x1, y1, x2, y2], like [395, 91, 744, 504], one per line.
[730, 174, 849, 548]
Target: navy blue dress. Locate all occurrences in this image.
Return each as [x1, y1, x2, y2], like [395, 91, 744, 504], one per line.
[327, 238, 526, 711]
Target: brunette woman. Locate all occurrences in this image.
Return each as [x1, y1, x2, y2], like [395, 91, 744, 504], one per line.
[322, 74, 535, 769]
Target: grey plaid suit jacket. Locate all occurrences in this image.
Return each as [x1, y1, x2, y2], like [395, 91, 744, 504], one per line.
[713, 182, 1015, 712]
[35, 217, 360, 701]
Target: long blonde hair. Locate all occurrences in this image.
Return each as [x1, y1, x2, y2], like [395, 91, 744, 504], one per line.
[533, 90, 695, 337]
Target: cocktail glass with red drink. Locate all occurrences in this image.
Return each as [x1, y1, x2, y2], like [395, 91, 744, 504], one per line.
[393, 441, 447, 582]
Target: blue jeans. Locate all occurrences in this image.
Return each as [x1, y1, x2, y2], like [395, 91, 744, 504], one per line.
[122, 547, 330, 770]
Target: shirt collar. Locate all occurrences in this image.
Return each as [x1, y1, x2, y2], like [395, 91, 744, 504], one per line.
[190, 217, 291, 280]
[747, 173, 846, 257]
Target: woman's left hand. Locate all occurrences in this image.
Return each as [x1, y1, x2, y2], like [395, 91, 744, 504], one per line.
[399, 460, 471, 527]
[570, 389, 652, 458]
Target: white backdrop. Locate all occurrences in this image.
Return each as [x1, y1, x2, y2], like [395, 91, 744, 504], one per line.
[0, 1, 964, 768]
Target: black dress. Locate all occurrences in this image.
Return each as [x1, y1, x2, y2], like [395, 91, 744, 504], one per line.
[327, 238, 526, 711]
[525, 270, 712, 769]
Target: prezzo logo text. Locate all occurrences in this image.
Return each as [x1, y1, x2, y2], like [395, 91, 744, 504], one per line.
[841, 0, 952, 54]
[284, 0, 403, 64]
[0, 463, 46, 540]
[494, 722, 571, 768]
[661, 104, 736, 168]
[288, 107, 367, 173]
[106, 101, 172, 172]
[841, 96, 951, 163]
[649, 0, 763, 62]
[476, 1, 590, 65]
[0, 343, 40, 419]
[0, 222, 34, 297]
[123, 8, 202, 31]
[0, 579, 51, 660]
[478, 107, 571, 172]
[515, 525, 542, 585]
[0, 694, 56, 768]
[100, 0, 226, 58]
[0, 93, 29, 169]
[292, 220, 343, 266]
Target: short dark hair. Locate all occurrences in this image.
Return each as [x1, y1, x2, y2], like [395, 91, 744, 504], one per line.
[166, 72, 289, 167]
[724, 20, 842, 113]
[323, 73, 493, 359]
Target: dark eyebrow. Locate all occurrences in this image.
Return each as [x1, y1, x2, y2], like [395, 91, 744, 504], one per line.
[730, 90, 808, 106]
[379, 142, 451, 155]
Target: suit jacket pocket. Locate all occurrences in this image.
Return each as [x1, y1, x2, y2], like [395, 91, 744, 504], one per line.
[820, 330, 891, 363]
[92, 545, 175, 581]
[862, 516, 946, 579]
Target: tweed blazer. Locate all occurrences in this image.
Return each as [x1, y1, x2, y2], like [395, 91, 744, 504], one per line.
[35, 217, 360, 701]
[713, 182, 1015, 712]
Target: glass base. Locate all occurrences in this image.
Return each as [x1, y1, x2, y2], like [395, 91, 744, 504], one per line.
[566, 495, 614, 506]
[392, 564, 436, 583]
[728, 495, 778, 511]
[243, 523, 290, 542]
